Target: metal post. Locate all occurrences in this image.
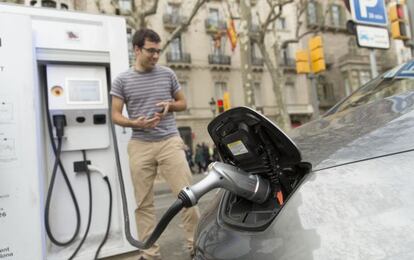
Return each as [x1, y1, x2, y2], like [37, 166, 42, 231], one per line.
[407, 0, 414, 56]
[309, 74, 320, 119]
[369, 49, 378, 78]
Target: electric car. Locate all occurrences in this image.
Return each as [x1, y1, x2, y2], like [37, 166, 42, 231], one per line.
[193, 61, 414, 259]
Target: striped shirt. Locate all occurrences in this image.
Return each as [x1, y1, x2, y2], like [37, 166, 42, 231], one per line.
[110, 65, 181, 141]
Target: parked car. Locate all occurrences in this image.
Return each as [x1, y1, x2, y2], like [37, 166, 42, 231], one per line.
[193, 61, 414, 259]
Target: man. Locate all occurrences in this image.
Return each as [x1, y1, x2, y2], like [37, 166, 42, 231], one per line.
[110, 29, 200, 260]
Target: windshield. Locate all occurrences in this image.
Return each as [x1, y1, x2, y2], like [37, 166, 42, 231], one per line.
[327, 63, 414, 115]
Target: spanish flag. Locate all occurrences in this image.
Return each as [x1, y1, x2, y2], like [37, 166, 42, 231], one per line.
[227, 19, 237, 52]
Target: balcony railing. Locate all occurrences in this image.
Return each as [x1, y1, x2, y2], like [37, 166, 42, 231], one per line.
[163, 13, 186, 30]
[166, 52, 191, 63]
[252, 56, 264, 66]
[208, 54, 231, 65]
[205, 18, 227, 33]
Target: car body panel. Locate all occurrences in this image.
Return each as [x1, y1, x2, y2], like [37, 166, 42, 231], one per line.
[194, 150, 414, 260]
[291, 91, 414, 170]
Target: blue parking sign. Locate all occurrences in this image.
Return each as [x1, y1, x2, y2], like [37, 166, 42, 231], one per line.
[350, 0, 388, 26]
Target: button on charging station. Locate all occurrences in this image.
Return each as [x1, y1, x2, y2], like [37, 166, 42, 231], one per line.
[93, 114, 106, 124]
[76, 116, 85, 123]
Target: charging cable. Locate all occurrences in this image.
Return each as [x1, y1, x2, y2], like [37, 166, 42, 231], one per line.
[68, 150, 93, 260]
[87, 165, 113, 260]
[44, 114, 81, 247]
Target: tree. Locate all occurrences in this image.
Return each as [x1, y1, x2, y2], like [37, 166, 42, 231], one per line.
[238, 0, 255, 108]
[96, 0, 207, 52]
[234, 0, 330, 130]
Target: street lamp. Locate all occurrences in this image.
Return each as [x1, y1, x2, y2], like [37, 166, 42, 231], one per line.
[209, 97, 216, 117]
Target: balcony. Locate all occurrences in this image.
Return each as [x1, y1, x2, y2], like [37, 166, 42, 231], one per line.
[163, 13, 186, 31]
[205, 18, 227, 34]
[166, 52, 191, 69]
[208, 54, 231, 70]
[252, 56, 264, 72]
[279, 58, 296, 72]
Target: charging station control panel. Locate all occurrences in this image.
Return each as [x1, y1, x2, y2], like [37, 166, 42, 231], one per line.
[47, 64, 110, 151]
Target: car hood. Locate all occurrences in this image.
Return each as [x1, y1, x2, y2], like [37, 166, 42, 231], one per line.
[290, 91, 414, 171]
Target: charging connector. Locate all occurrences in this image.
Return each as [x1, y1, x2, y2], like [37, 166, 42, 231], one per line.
[53, 115, 66, 138]
[73, 160, 91, 173]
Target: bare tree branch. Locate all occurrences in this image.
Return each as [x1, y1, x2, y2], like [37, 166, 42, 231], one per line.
[161, 0, 208, 52]
[143, 0, 160, 17]
[263, 0, 294, 31]
[281, 0, 330, 48]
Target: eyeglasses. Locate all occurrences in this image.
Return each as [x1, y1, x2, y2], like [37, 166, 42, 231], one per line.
[141, 47, 162, 55]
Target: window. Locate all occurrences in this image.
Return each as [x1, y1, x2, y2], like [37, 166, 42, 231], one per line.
[171, 36, 183, 60]
[321, 84, 335, 101]
[328, 75, 414, 114]
[209, 8, 220, 25]
[119, 0, 132, 12]
[330, 4, 341, 27]
[215, 82, 228, 100]
[251, 42, 261, 59]
[253, 82, 262, 107]
[276, 17, 286, 30]
[285, 82, 296, 104]
[307, 1, 317, 25]
[166, 3, 180, 24]
[281, 47, 292, 66]
[211, 35, 226, 56]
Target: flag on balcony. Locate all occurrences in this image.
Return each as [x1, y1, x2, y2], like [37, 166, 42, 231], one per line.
[227, 19, 237, 52]
[214, 32, 222, 49]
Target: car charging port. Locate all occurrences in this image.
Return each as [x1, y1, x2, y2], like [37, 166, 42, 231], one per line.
[219, 162, 311, 231]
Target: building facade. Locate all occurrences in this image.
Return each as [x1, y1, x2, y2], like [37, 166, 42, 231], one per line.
[20, 0, 412, 150]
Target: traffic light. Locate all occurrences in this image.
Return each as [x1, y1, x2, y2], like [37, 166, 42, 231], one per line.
[295, 50, 310, 74]
[389, 3, 411, 40]
[217, 99, 224, 113]
[309, 36, 326, 74]
[223, 91, 231, 111]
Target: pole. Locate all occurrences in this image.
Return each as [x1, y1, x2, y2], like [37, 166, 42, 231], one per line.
[407, 0, 414, 56]
[309, 74, 320, 119]
[369, 49, 378, 78]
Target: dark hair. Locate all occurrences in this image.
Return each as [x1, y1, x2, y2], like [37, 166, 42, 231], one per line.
[132, 29, 161, 48]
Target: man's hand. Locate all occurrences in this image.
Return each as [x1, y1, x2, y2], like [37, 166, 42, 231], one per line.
[131, 116, 161, 129]
[155, 101, 171, 118]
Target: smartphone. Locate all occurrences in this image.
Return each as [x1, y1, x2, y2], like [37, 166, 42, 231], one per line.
[146, 107, 165, 118]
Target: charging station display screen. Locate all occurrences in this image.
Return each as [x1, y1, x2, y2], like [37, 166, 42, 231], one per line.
[67, 79, 102, 103]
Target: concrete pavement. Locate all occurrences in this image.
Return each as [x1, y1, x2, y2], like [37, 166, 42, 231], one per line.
[103, 172, 209, 260]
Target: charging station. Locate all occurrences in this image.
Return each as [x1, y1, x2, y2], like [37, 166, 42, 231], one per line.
[0, 3, 137, 259]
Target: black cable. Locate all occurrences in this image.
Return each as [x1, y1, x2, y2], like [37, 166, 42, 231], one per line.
[43, 81, 81, 246]
[68, 150, 93, 260]
[94, 176, 113, 260]
[143, 199, 184, 248]
[108, 88, 185, 249]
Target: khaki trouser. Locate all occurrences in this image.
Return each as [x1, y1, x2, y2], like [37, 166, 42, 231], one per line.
[128, 135, 200, 259]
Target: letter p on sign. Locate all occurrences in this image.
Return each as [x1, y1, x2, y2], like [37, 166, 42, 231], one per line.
[360, 0, 378, 17]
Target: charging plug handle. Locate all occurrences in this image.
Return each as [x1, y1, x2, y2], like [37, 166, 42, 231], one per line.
[181, 162, 271, 207]
[53, 115, 67, 138]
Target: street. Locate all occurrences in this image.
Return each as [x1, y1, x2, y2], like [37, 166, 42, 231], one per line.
[104, 174, 217, 260]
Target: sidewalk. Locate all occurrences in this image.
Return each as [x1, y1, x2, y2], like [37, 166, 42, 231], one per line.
[154, 172, 206, 196]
